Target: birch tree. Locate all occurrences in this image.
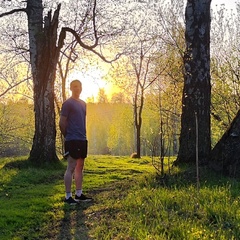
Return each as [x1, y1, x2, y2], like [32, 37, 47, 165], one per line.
[176, 0, 212, 164]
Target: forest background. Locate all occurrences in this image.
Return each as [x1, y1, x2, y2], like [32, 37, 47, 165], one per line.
[0, 0, 239, 161]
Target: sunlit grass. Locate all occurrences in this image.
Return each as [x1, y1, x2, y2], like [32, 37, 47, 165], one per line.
[0, 155, 239, 239]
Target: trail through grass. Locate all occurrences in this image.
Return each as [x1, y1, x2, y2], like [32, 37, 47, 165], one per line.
[0, 156, 240, 239]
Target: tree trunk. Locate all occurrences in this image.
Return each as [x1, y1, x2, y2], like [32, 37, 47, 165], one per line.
[27, 1, 61, 165]
[136, 123, 141, 158]
[133, 85, 143, 158]
[210, 110, 240, 177]
[133, 98, 142, 158]
[175, 0, 212, 165]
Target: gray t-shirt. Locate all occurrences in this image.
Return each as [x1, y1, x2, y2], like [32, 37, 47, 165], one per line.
[61, 97, 86, 141]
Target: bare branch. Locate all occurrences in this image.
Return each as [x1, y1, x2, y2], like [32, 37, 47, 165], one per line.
[61, 27, 122, 63]
[0, 77, 30, 98]
[0, 8, 26, 18]
[62, 27, 97, 51]
[92, 0, 98, 44]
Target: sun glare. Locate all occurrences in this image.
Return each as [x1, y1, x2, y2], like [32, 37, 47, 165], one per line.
[68, 66, 115, 102]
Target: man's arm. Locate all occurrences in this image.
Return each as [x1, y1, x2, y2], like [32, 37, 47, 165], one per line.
[59, 115, 67, 137]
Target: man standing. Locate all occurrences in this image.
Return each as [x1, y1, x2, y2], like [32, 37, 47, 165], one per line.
[59, 79, 92, 205]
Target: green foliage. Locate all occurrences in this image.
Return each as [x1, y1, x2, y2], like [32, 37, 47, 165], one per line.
[0, 156, 240, 239]
[210, 5, 240, 147]
[86, 103, 135, 155]
[86, 97, 181, 157]
[0, 101, 34, 157]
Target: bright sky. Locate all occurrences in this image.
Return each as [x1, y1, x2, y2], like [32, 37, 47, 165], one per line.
[212, 0, 238, 11]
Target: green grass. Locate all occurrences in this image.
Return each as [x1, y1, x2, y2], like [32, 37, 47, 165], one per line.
[0, 156, 240, 239]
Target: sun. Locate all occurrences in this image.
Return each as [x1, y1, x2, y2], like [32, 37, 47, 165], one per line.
[67, 66, 114, 102]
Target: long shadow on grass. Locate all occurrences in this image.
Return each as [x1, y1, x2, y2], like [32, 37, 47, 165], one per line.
[56, 180, 137, 240]
[57, 202, 93, 240]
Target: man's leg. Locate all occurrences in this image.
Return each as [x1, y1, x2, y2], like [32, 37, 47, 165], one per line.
[74, 158, 85, 192]
[64, 156, 77, 198]
[74, 158, 93, 202]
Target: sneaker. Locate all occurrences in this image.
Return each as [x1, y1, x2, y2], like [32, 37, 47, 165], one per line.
[75, 194, 93, 202]
[64, 196, 79, 205]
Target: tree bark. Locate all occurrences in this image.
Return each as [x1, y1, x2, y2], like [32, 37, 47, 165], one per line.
[133, 91, 142, 159]
[27, 1, 61, 165]
[176, 0, 212, 164]
[133, 78, 144, 158]
[210, 110, 240, 177]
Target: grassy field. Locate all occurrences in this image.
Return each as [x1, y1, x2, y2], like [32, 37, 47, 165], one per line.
[0, 155, 240, 240]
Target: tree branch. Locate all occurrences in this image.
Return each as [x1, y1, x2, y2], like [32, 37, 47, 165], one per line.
[0, 8, 26, 18]
[60, 27, 121, 63]
[92, 0, 98, 46]
[0, 77, 30, 98]
[56, 0, 122, 64]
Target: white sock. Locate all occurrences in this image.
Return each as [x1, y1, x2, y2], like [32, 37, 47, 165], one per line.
[76, 189, 82, 197]
[66, 192, 72, 199]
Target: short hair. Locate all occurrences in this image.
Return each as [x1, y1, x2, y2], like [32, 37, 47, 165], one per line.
[70, 79, 82, 88]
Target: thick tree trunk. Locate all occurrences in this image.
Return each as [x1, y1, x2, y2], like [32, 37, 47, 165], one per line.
[27, 1, 61, 165]
[210, 110, 240, 177]
[176, 0, 212, 165]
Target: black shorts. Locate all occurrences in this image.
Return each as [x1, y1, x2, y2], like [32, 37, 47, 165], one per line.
[64, 140, 88, 159]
